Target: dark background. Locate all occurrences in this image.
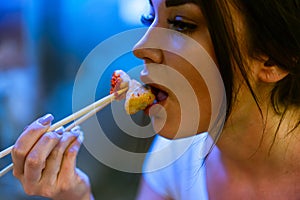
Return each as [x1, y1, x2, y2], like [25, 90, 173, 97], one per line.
[0, 0, 154, 199]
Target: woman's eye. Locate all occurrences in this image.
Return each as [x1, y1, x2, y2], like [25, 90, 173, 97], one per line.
[167, 18, 197, 34]
[141, 14, 155, 27]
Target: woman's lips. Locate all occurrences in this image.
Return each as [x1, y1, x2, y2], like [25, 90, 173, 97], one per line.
[143, 85, 169, 115]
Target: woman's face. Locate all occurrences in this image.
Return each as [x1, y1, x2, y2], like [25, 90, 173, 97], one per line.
[133, 0, 220, 139]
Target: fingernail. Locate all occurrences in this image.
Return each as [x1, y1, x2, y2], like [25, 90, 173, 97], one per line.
[38, 114, 54, 125]
[70, 126, 84, 142]
[55, 126, 65, 135]
[78, 131, 84, 143]
[71, 128, 80, 138]
[70, 125, 81, 133]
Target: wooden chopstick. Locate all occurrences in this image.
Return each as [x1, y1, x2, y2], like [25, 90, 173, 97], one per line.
[64, 99, 111, 131]
[0, 163, 13, 178]
[0, 146, 13, 160]
[0, 87, 127, 159]
[46, 87, 128, 133]
[0, 88, 127, 177]
[0, 105, 108, 178]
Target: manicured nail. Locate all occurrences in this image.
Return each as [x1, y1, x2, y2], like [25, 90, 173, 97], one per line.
[71, 126, 81, 133]
[70, 126, 84, 142]
[38, 114, 54, 125]
[55, 126, 65, 135]
[78, 131, 84, 143]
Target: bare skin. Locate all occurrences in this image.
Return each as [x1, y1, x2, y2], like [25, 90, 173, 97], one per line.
[11, 0, 300, 199]
[135, 0, 300, 199]
[206, 84, 300, 199]
[11, 114, 94, 200]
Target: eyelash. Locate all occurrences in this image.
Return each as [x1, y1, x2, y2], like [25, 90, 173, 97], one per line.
[167, 18, 197, 34]
[141, 14, 197, 34]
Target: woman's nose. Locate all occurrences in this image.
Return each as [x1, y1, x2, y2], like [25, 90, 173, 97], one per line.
[133, 28, 164, 64]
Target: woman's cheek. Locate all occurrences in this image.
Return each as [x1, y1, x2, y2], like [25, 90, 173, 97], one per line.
[150, 79, 211, 139]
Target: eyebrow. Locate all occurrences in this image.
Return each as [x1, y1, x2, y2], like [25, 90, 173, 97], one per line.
[165, 0, 199, 7]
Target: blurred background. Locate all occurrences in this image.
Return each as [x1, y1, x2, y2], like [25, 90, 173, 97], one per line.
[0, 0, 154, 199]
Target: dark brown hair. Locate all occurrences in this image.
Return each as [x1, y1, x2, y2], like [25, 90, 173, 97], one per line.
[196, 0, 300, 123]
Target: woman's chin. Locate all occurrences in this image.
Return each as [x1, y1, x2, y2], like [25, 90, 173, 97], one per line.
[152, 119, 183, 139]
[156, 130, 177, 140]
[154, 121, 205, 139]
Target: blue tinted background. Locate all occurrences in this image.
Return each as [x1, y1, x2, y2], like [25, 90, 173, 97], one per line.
[0, 0, 153, 199]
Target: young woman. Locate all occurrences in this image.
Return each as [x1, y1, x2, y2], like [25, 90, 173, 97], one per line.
[11, 0, 300, 199]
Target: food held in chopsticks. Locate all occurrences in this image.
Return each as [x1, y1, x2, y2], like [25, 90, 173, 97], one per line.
[0, 70, 152, 177]
[110, 70, 155, 114]
[125, 79, 156, 114]
[0, 87, 128, 177]
[110, 70, 131, 100]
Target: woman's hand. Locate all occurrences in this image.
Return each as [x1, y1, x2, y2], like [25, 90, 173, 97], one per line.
[11, 114, 94, 200]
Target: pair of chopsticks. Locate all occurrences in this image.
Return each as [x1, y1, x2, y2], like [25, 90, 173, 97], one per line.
[0, 88, 127, 177]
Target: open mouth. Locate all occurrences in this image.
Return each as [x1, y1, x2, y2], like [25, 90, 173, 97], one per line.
[147, 84, 169, 104]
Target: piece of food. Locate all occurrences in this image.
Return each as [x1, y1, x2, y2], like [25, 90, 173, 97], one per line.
[125, 79, 156, 115]
[110, 70, 131, 100]
[110, 70, 155, 114]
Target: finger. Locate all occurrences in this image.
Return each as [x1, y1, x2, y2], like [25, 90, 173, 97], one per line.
[12, 114, 54, 178]
[23, 130, 62, 184]
[40, 129, 80, 185]
[58, 129, 84, 182]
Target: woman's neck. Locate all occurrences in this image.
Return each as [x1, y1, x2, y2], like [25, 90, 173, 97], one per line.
[206, 74, 300, 199]
[218, 93, 300, 174]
